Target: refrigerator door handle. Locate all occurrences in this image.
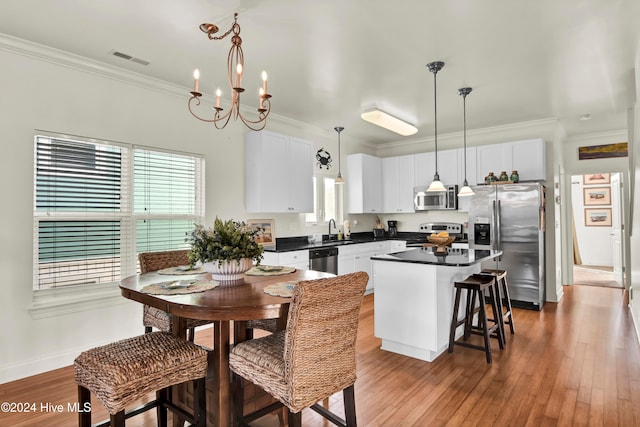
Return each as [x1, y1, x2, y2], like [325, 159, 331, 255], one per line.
[495, 199, 502, 250]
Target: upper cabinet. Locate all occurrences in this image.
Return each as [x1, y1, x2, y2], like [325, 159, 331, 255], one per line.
[382, 154, 415, 213]
[456, 146, 477, 187]
[347, 153, 382, 213]
[475, 138, 546, 183]
[245, 130, 313, 213]
[414, 149, 458, 187]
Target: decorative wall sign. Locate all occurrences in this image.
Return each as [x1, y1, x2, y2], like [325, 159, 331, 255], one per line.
[584, 208, 612, 227]
[315, 148, 332, 169]
[578, 142, 628, 160]
[583, 186, 611, 206]
[583, 173, 610, 185]
[247, 219, 276, 249]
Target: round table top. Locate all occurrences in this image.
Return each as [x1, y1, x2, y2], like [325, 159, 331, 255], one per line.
[120, 268, 332, 321]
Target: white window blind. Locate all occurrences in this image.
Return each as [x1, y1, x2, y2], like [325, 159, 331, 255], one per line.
[33, 134, 203, 290]
[134, 149, 203, 253]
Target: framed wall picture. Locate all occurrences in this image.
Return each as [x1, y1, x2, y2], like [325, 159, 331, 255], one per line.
[583, 173, 610, 185]
[583, 186, 611, 206]
[584, 208, 612, 227]
[247, 219, 276, 249]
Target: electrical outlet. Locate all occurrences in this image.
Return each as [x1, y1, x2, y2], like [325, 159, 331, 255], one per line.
[289, 222, 298, 231]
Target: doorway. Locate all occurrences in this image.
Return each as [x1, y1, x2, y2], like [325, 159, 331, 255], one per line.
[569, 172, 624, 288]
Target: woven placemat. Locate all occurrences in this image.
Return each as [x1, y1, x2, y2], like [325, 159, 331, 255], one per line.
[263, 281, 297, 297]
[246, 265, 296, 276]
[141, 279, 219, 295]
[156, 265, 205, 275]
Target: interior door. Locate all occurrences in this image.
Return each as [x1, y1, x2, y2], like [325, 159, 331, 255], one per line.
[610, 173, 624, 286]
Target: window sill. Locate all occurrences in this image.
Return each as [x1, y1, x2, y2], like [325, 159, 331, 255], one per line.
[29, 282, 128, 319]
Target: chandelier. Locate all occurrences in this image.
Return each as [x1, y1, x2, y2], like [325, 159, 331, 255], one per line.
[188, 13, 272, 131]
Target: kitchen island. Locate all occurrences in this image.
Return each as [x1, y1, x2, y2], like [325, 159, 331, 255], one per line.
[371, 247, 502, 362]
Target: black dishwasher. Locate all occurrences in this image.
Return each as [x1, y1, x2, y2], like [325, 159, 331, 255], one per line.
[309, 247, 338, 275]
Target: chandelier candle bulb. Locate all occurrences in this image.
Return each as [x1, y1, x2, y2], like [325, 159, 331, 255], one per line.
[262, 70, 268, 93]
[215, 88, 221, 109]
[193, 68, 200, 94]
[259, 88, 265, 109]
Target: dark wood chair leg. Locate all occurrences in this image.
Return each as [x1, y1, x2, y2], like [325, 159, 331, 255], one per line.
[448, 287, 463, 353]
[488, 281, 505, 349]
[477, 292, 492, 363]
[232, 373, 245, 426]
[343, 385, 357, 427]
[77, 386, 92, 427]
[110, 411, 126, 427]
[194, 378, 206, 427]
[501, 276, 516, 334]
[287, 409, 302, 427]
[157, 388, 168, 427]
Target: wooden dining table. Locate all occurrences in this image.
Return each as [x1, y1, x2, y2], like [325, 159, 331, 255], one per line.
[120, 268, 333, 427]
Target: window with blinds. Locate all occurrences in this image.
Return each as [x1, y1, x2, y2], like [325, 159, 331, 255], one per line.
[33, 134, 203, 290]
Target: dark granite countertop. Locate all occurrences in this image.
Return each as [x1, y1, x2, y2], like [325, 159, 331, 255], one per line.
[264, 231, 431, 253]
[371, 248, 502, 267]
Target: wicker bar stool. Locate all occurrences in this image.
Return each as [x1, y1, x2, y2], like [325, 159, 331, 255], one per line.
[74, 332, 208, 427]
[480, 269, 515, 336]
[230, 272, 369, 427]
[448, 273, 505, 363]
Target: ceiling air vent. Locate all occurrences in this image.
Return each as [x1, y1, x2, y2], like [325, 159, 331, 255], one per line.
[110, 50, 149, 66]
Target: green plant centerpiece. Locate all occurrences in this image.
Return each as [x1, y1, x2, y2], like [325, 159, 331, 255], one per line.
[188, 218, 264, 281]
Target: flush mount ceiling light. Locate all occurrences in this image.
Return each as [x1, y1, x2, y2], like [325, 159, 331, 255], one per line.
[188, 12, 272, 131]
[360, 109, 418, 136]
[457, 87, 474, 197]
[426, 61, 446, 192]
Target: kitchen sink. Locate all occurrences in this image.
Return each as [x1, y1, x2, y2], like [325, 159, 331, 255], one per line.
[321, 240, 356, 246]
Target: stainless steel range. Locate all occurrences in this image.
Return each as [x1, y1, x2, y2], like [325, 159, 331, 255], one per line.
[406, 222, 464, 247]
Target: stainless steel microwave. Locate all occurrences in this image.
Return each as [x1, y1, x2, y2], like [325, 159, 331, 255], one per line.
[413, 185, 458, 211]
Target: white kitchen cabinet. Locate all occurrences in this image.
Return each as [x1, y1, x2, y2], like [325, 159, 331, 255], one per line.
[382, 155, 415, 213]
[475, 138, 546, 183]
[414, 149, 458, 187]
[414, 152, 434, 187]
[457, 146, 477, 186]
[246, 131, 313, 213]
[347, 153, 382, 214]
[262, 250, 309, 270]
[475, 143, 510, 184]
[511, 138, 546, 181]
[338, 241, 395, 294]
[436, 149, 459, 186]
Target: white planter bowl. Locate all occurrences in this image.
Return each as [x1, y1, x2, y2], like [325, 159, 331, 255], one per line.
[202, 258, 253, 281]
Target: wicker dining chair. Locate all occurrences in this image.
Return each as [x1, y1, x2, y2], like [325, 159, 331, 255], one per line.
[139, 250, 211, 340]
[230, 271, 369, 427]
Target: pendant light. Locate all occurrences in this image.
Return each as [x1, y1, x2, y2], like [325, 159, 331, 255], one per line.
[457, 87, 475, 197]
[334, 126, 345, 184]
[426, 61, 446, 192]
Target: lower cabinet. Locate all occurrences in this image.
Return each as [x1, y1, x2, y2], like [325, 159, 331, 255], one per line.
[338, 241, 406, 294]
[262, 250, 309, 270]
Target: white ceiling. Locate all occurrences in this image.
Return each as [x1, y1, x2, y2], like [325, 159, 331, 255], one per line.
[2, 0, 639, 144]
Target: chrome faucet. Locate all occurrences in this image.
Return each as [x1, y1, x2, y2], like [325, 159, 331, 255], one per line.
[328, 218, 337, 240]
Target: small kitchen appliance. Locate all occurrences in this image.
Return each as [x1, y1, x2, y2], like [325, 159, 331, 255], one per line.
[388, 220, 398, 238]
[413, 185, 458, 211]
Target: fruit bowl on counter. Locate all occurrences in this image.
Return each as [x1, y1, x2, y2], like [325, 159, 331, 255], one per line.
[426, 234, 456, 253]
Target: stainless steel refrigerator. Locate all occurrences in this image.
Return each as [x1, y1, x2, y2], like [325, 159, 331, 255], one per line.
[469, 183, 546, 310]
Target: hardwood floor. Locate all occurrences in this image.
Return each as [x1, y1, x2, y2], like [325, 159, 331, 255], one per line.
[1, 285, 639, 426]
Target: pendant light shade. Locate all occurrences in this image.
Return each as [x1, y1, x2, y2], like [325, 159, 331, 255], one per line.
[457, 87, 474, 197]
[334, 126, 345, 184]
[426, 61, 445, 192]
